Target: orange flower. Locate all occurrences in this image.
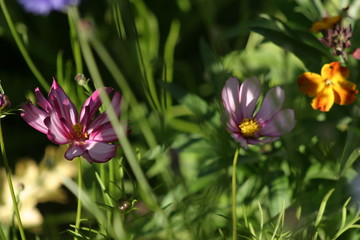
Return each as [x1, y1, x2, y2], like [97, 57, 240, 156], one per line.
[310, 16, 342, 32]
[298, 62, 358, 112]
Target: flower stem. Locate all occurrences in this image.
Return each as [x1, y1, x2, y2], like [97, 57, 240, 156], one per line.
[0, 0, 49, 91]
[0, 225, 5, 240]
[232, 148, 240, 240]
[74, 157, 82, 240]
[69, 7, 175, 238]
[0, 120, 26, 240]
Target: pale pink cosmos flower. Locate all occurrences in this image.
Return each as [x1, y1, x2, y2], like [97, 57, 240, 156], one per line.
[222, 77, 296, 149]
[21, 79, 122, 163]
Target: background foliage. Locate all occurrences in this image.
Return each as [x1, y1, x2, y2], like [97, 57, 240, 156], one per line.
[1, 0, 360, 239]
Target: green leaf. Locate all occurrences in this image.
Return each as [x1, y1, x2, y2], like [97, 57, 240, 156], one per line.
[315, 188, 335, 227]
[161, 82, 211, 118]
[250, 16, 334, 71]
[339, 126, 360, 176]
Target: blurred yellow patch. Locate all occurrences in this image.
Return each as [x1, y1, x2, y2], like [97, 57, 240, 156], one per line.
[310, 16, 342, 32]
[0, 145, 77, 229]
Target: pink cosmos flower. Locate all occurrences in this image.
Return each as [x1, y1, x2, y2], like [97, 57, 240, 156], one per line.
[21, 79, 122, 163]
[222, 77, 296, 149]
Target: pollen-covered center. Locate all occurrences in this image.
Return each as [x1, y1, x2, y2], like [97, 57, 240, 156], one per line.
[239, 118, 260, 138]
[325, 79, 332, 86]
[71, 123, 88, 140]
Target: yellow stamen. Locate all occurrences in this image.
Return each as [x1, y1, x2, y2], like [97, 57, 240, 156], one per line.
[325, 79, 332, 86]
[239, 118, 260, 138]
[72, 123, 87, 139]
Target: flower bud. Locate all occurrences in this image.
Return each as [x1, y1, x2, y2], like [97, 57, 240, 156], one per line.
[74, 73, 89, 86]
[0, 94, 10, 111]
[118, 199, 131, 212]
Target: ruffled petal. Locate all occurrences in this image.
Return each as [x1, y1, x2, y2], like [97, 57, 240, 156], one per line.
[311, 85, 335, 111]
[239, 77, 262, 119]
[79, 87, 113, 126]
[259, 109, 296, 136]
[83, 140, 117, 163]
[44, 112, 72, 144]
[48, 79, 78, 126]
[256, 87, 285, 122]
[34, 87, 52, 112]
[110, 91, 122, 117]
[21, 103, 49, 134]
[321, 62, 349, 80]
[333, 80, 358, 105]
[298, 72, 323, 97]
[87, 91, 123, 132]
[89, 122, 119, 142]
[65, 142, 85, 160]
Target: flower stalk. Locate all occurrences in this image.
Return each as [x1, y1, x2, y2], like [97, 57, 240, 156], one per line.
[74, 157, 82, 240]
[0, 120, 27, 240]
[232, 148, 240, 240]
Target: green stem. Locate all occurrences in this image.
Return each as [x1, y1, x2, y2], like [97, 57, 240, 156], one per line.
[109, 159, 115, 202]
[0, 0, 49, 91]
[90, 38, 157, 148]
[68, 12, 83, 74]
[69, 7, 174, 238]
[0, 224, 5, 240]
[232, 148, 240, 240]
[0, 120, 27, 240]
[74, 157, 82, 240]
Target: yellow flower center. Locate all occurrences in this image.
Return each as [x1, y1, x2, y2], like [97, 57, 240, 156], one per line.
[239, 118, 261, 138]
[71, 123, 88, 139]
[325, 79, 332, 86]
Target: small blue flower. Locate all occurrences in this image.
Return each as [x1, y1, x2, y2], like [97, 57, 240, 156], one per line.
[18, 0, 79, 15]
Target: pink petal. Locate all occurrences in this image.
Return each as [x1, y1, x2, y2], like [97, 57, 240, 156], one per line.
[111, 91, 122, 116]
[83, 140, 117, 163]
[89, 122, 119, 142]
[87, 91, 123, 132]
[48, 79, 78, 126]
[231, 133, 249, 149]
[352, 48, 360, 60]
[255, 87, 285, 122]
[226, 114, 241, 133]
[79, 87, 113, 126]
[222, 77, 240, 114]
[44, 112, 72, 144]
[34, 87, 52, 112]
[65, 142, 85, 160]
[259, 109, 296, 137]
[21, 103, 49, 134]
[239, 77, 262, 119]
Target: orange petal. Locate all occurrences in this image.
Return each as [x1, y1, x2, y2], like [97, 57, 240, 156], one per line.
[311, 85, 335, 112]
[333, 81, 358, 105]
[298, 72, 324, 97]
[321, 62, 349, 81]
[310, 16, 342, 32]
